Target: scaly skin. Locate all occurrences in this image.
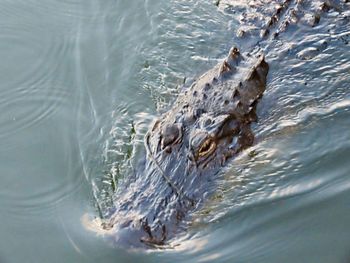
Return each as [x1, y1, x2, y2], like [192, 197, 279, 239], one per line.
[97, 0, 349, 248]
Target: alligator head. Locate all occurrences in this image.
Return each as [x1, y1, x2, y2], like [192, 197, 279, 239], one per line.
[101, 48, 269, 248]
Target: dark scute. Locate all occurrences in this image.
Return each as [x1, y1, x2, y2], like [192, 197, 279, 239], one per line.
[204, 83, 211, 91]
[193, 108, 205, 118]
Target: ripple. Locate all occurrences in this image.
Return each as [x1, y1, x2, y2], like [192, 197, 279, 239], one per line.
[141, 0, 236, 111]
[0, 1, 87, 220]
[0, 84, 70, 138]
[0, 0, 105, 23]
[0, 147, 85, 219]
[0, 21, 73, 139]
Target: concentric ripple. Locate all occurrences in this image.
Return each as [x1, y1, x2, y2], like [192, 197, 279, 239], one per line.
[0, 0, 87, 221]
[0, 22, 74, 139]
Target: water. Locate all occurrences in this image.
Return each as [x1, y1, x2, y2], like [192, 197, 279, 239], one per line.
[0, 0, 349, 262]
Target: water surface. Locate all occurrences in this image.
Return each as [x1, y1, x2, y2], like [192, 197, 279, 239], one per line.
[0, 0, 349, 262]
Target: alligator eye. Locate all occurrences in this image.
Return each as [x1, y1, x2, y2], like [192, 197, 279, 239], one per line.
[161, 123, 182, 149]
[198, 138, 217, 158]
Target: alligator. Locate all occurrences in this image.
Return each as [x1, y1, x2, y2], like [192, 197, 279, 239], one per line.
[92, 0, 349, 248]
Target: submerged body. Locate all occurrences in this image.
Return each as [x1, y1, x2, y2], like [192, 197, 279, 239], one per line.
[96, 0, 349, 248]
